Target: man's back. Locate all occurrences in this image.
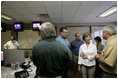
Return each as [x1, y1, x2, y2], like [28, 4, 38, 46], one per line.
[32, 38, 70, 77]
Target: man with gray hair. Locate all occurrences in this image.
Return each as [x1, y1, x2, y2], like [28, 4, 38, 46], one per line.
[95, 25, 117, 78]
[32, 22, 70, 78]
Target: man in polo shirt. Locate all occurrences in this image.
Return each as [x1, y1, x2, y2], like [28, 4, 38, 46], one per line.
[95, 25, 117, 78]
[32, 22, 70, 78]
[70, 33, 84, 71]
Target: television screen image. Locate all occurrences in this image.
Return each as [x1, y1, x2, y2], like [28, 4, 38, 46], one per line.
[33, 23, 40, 29]
[14, 24, 21, 29]
[32, 22, 42, 31]
[14, 23, 23, 31]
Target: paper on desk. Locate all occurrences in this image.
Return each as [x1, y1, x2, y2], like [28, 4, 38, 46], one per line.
[10, 68, 24, 75]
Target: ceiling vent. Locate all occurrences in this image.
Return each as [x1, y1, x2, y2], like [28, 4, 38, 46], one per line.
[37, 14, 49, 19]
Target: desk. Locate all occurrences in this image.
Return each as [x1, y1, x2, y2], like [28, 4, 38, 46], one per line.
[1, 59, 36, 78]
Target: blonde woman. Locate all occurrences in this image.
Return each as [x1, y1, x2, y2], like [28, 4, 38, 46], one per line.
[78, 32, 97, 78]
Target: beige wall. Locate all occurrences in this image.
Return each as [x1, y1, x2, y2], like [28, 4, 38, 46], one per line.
[18, 29, 39, 49]
[1, 31, 11, 50]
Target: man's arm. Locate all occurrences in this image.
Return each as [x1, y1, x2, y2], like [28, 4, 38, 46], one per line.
[4, 42, 8, 49]
[15, 41, 19, 47]
[95, 54, 104, 63]
[96, 46, 117, 67]
[70, 42, 73, 51]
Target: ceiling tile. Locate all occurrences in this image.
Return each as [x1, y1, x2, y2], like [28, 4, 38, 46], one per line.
[92, 5, 112, 13]
[2, 9, 19, 18]
[62, 12, 75, 18]
[43, 1, 62, 6]
[62, 6, 78, 13]
[99, 1, 117, 6]
[71, 18, 83, 23]
[63, 1, 82, 6]
[77, 5, 95, 13]
[82, 1, 100, 6]
[1, 5, 9, 10]
[23, 1, 44, 7]
[74, 12, 90, 18]
[13, 8, 34, 15]
[49, 13, 61, 18]
[62, 17, 72, 21]
[46, 6, 61, 14]
[3, 1, 26, 9]
[30, 7, 47, 14]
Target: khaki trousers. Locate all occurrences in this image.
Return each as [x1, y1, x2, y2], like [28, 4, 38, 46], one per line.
[81, 65, 95, 78]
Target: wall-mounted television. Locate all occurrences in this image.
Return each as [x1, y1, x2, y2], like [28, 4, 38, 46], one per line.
[32, 22, 42, 31]
[1, 23, 6, 32]
[13, 23, 23, 31]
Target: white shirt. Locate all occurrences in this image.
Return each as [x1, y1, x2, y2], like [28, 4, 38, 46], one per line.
[4, 40, 19, 49]
[78, 43, 97, 66]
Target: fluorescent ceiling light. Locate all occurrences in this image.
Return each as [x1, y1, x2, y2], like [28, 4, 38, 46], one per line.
[1, 14, 13, 20]
[98, 5, 117, 18]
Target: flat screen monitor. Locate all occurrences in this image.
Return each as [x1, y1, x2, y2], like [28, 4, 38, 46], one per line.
[32, 22, 42, 31]
[14, 23, 23, 31]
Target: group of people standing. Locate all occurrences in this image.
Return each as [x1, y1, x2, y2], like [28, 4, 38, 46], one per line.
[3, 22, 117, 78]
[70, 25, 116, 78]
[32, 22, 117, 78]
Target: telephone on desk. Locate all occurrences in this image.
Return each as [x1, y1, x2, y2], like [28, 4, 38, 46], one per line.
[14, 61, 31, 78]
[20, 61, 31, 69]
[14, 70, 29, 78]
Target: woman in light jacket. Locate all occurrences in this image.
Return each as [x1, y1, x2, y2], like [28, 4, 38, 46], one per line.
[78, 32, 97, 78]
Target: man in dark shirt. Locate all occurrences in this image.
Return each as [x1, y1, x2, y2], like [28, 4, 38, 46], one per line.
[32, 22, 70, 78]
[70, 33, 84, 71]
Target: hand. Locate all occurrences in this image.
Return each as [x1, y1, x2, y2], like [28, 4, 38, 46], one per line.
[80, 53, 84, 57]
[78, 65, 81, 73]
[95, 54, 100, 59]
[80, 53, 88, 59]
